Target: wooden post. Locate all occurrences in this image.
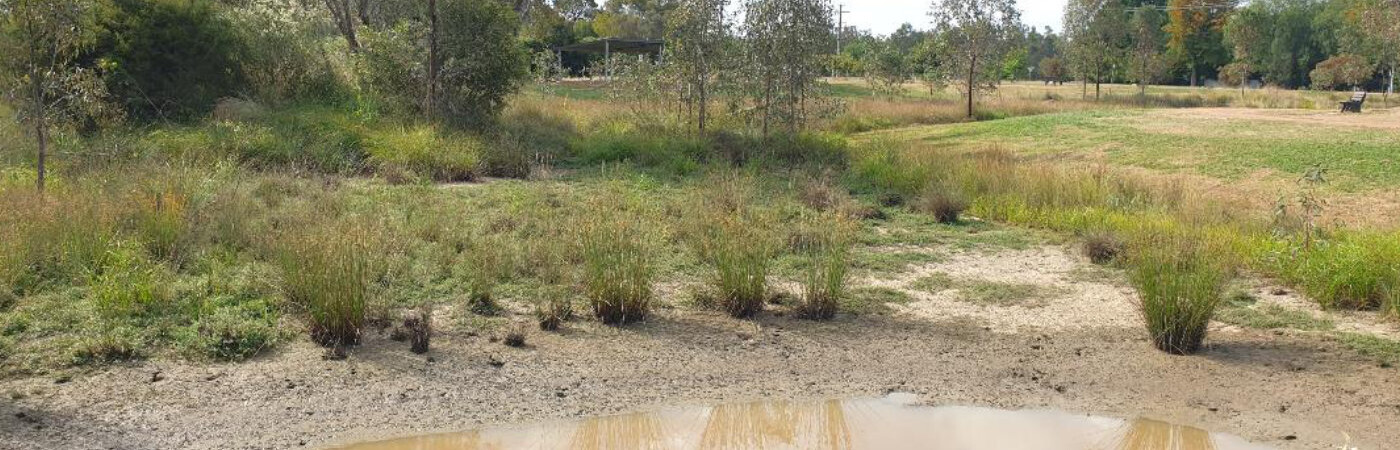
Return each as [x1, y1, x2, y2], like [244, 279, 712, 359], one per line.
[604, 39, 611, 79]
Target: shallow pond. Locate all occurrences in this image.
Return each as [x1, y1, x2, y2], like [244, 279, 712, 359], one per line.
[334, 393, 1274, 450]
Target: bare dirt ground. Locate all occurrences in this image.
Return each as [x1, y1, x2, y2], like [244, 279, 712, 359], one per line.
[3, 244, 1399, 450]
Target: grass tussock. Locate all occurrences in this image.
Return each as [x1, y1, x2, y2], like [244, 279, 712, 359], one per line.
[278, 223, 376, 348]
[1127, 233, 1233, 354]
[690, 175, 778, 318]
[1082, 232, 1124, 265]
[579, 192, 655, 325]
[796, 213, 857, 320]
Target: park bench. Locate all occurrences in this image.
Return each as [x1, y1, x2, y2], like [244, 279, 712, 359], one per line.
[1340, 91, 1367, 113]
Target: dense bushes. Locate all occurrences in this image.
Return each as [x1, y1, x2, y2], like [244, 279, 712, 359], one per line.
[94, 0, 247, 121]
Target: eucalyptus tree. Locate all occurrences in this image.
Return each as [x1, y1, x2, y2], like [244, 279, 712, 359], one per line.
[666, 0, 729, 133]
[1064, 0, 1129, 100]
[928, 0, 1022, 118]
[1127, 4, 1165, 99]
[0, 0, 115, 191]
[742, 0, 833, 134]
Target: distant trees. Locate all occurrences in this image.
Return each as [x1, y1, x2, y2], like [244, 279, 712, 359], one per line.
[1039, 57, 1067, 85]
[1310, 54, 1373, 91]
[1165, 0, 1235, 87]
[1064, 0, 1127, 100]
[1223, 0, 1327, 88]
[929, 0, 1022, 118]
[1127, 5, 1166, 98]
[359, 0, 528, 127]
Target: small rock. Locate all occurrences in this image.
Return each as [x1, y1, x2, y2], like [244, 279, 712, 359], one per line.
[1282, 435, 1297, 441]
[1271, 288, 1289, 296]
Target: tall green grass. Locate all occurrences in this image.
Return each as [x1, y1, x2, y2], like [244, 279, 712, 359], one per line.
[690, 175, 777, 318]
[796, 212, 856, 320]
[277, 224, 374, 347]
[1127, 233, 1233, 354]
[579, 193, 655, 325]
[848, 140, 1400, 318]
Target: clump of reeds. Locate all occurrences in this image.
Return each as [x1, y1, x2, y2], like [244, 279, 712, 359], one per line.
[1126, 232, 1232, 355]
[579, 194, 654, 325]
[458, 233, 506, 316]
[691, 174, 777, 319]
[502, 322, 528, 347]
[796, 213, 857, 320]
[278, 223, 374, 349]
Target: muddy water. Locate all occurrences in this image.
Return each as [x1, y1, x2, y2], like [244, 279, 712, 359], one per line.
[334, 394, 1275, 450]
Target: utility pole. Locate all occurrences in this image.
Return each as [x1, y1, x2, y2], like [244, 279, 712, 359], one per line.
[835, 3, 849, 77]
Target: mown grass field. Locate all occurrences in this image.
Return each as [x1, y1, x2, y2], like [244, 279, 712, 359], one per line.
[868, 108, 1400, 193]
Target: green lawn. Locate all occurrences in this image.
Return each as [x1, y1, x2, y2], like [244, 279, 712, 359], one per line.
[870, 110, 1400, 192]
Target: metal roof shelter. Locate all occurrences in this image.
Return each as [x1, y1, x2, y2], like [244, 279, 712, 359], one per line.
[553, 38, 665, 56]
[552, 38, 665, 78]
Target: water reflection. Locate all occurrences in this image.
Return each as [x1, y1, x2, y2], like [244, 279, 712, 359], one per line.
[334, 394, 1274, 450]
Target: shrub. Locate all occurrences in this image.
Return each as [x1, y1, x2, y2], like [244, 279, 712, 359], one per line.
[915, 188, 967, 224]
[579, 197, 654, 325]
[94, 0, 247, 121]
[1127, 235, 1232, 355]
[797, 213, 856, 320]
[1082, 232, 1124, 265]
[278, 225, 373, 348]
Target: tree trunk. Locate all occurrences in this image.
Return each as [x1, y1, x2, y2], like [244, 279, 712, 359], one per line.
[325, 0, 361, 52]
[1190, 65, 1198, 87]
[425, 0, 438, 117]
[697, 73, 708, 133]
[28, 53, 45, 192]
[357, 0, 370, 25]
[34, 114, 46, 192]
[966, 54, 976, 119]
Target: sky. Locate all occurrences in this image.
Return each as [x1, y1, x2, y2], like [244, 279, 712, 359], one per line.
[842, 0, 1069, 35]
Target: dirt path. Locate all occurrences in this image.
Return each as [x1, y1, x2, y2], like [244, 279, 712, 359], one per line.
[3, 245, 1399, 450]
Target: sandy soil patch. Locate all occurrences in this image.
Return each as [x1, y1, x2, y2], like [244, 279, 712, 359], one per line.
[870, 247, 1141, 333]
